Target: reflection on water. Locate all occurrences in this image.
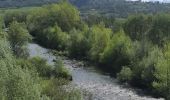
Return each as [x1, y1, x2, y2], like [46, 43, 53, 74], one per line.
[28, 43, 164, 100]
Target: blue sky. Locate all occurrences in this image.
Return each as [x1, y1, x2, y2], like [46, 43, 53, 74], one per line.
[129, 0, 170, 2]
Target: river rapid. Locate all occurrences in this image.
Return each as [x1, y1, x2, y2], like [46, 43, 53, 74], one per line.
[28, 43, 164, 100]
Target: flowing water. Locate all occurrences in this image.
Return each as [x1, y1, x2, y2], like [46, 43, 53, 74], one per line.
[28, 43, 164, 100]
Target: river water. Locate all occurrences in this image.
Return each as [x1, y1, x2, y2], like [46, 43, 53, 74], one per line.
[28, 43, 164, 100]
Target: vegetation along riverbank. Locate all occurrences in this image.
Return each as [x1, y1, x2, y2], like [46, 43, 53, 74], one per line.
[0, 0, 170, 100]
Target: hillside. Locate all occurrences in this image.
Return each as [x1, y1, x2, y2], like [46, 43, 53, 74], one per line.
[0, 0, 170, 17]
[70, 0, 170, 17]
[0, 0, 59, 7]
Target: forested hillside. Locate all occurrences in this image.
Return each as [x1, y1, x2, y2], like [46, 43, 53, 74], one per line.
[0, 0, 59, 7]
[1, 0, 170, 18]
[72, 0, 170, 17]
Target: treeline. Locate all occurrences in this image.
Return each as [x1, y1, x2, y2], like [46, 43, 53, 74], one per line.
[0, 4, 82, 100]
[1, 0, 170, 18]
[72, 0, 170, 18]
[2, 1, 170, 100]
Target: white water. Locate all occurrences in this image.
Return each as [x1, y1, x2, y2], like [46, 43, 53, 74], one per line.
[28, 43, 164, 100]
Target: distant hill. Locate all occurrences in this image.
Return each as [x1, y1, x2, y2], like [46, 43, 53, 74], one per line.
[0, 0, 59, 8]
[70, 0, 170, 17]
[0, 0, 170, 18]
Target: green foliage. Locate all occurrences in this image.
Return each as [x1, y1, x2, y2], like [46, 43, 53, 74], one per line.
[41, 25, 69, 50]
[53, 59, 71, 80]
[29, 57, 53, 77]
[89, 24, 112, 62]
[100, 30, 132, 72]
[42, 78, 82, 100]
[7, 67, 41, 100]
[0, 16, 3, 30]
[68, 29, 90, 59]
[131, 44, 162, 87]
[27, 2, 80, 33]
[123, 14, 152, 40]
[27, 2, 80, 50]
[153, 43, 170, 98]
[0, 39, 41, 100]
[48, 2, 80, 32]
[117, 67, 132, 83]
[4, 10, 28, 26]
[8, 21, 32, 58]
[148, 14, 170, 46]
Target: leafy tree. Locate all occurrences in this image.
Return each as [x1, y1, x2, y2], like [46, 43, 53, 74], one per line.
[53, 59, 71, 80]
[8, 21, 32, 58]
[117, 67, 132, 83]
[89, 24, 112, 62]
[123, 14, 152, 40]
[7, 67, 41, 100]
[41, 25, 69, 50]
[153, 43, 170, 99]
[148, 14, 170, 46]
[68, 29, 90, 59]
[29, 57, 53, 77]
[0, 39, 41, 100]
[42, 78, 82, 100]
[49, 2, 80, 32]
[4, 10, 28, 26]
[100, 30, 132, 73]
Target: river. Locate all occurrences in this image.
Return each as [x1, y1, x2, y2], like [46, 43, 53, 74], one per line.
[28, 43, 164, 100]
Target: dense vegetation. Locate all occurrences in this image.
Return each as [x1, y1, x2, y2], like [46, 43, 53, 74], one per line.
[1, 1, 170, 100]
[0, 4, 82, 99]
[1, 0, 170, 18]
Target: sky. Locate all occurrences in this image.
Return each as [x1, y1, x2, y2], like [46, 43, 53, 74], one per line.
[129, 0, 170, 3]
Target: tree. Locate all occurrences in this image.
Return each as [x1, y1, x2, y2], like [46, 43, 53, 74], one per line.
[8, 21, 32, 58]
[29, 57, 52, 77]
[48, 2, 80, 32]
[0, 39, 41, 100]
[68, 29, 90, 59]
[117, 67, 132, 83]
[123, 14, 152, 40]
[100, 30, 132, 73]
[89, 24, 112, 62]
[148, 14, 170, 46]
[41, 25, 69, 50]
[153, 43, 170, 99]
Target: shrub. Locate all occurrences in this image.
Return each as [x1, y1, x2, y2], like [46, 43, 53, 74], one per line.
[29, 57, 53, 78]
[117, 67, 132, 83]
[8, 21, 32, 58]
[53, 59, 71, 80]
[89, 24, 112, 62]
[100, 30, 132, 73]
[42, 78, 82, 100]
[68, 29, 90, 59]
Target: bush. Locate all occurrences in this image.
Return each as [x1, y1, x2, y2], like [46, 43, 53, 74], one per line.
[68, 29, 90, 59]
[39, 25, 69, 50]
[100, 30, 132, 73]
[117, 67, 132, 83]
[53, 59, 71, 80]
[4, 10, 28, 26]
[8, 21, 32, 58]
[29, 57, 53, 78]
[152, 43, 170, 98]
[147, 14, 170, 46]
[89, 24, 112, 62]
[42, 78, 82, 100]
[123, 14, 152, 40]
[0, 39, 41, 100]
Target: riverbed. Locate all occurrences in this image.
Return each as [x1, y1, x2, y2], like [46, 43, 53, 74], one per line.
[28, 43, 164, 100]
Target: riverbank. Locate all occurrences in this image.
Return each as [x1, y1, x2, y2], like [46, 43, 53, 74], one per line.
[28, 43, 164, 100]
